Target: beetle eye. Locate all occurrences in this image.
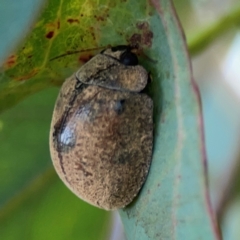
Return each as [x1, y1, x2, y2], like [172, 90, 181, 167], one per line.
[120, 51, 138, 66]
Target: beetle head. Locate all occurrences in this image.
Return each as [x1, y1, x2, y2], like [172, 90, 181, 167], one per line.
[102, 46, 139, 66]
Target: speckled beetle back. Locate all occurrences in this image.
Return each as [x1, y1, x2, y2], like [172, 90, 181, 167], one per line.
[49, 46, 153, 210]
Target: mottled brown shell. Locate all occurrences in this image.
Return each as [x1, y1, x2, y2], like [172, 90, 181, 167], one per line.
[49, 46, 153, 210]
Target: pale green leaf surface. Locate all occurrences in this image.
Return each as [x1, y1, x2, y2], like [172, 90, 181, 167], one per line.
[119, 1, 220, 239]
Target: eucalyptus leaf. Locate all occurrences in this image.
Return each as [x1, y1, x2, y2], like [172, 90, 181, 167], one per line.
[119, 1, 220, 239]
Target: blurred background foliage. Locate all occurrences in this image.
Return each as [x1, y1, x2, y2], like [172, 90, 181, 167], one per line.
[176, 0, 240, 239]
[1, 0, 240, 239]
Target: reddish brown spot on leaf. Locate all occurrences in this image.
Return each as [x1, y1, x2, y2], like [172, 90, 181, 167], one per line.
[129, 34, 142, 44]
[14, 69, 38, 81]
[136, 21, 149, 30]
[67, 18, 79, 24]
[89, 27, 96, 41]
[94, 15, 105, 21]
[78, 53, 93, 64]
[4, 55, 17, 68]
[142, 30, 153, 47]
[127, 21, 153, 48]
[93, 8, 109, 22]
[46, 31, 54, 39]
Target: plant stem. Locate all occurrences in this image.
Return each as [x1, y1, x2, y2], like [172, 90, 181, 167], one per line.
[188, 6, 240, 56]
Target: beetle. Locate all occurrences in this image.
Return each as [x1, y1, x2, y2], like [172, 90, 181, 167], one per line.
[49, 46, 153, 210]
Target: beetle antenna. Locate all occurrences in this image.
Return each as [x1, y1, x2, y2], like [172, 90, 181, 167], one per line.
[50, 46, 108, 61]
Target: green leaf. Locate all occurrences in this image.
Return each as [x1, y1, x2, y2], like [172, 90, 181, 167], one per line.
[0, 0, 155, 113]
[119, 1, 221, 239]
